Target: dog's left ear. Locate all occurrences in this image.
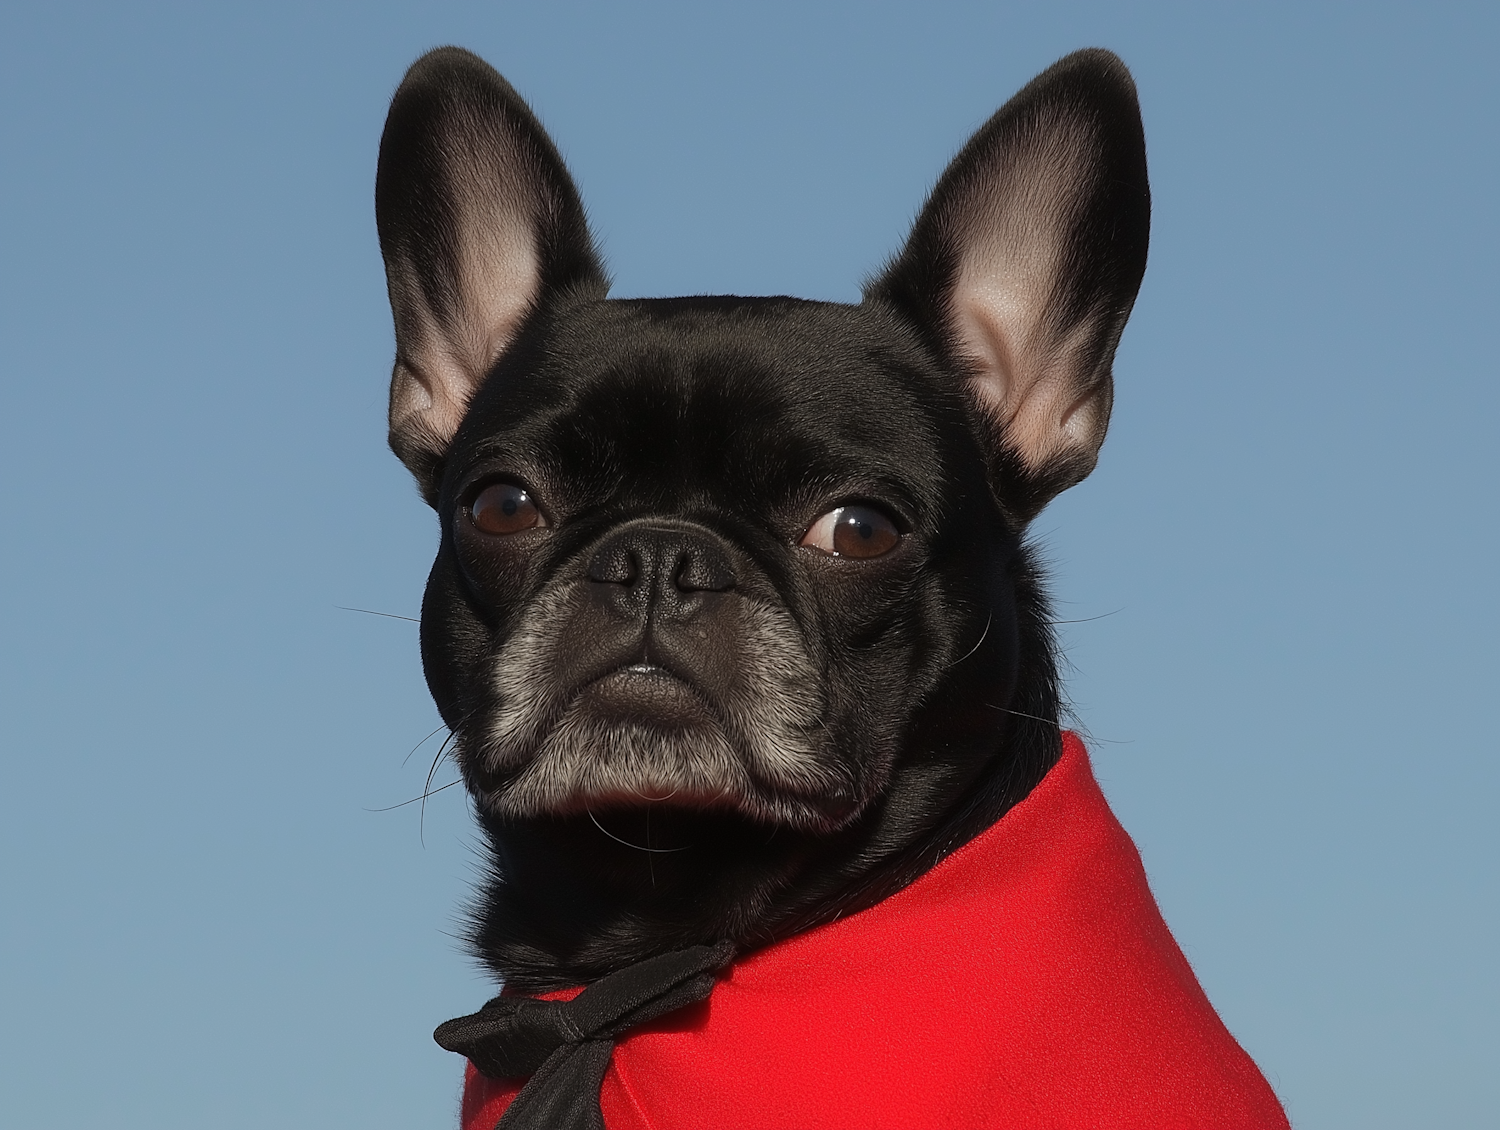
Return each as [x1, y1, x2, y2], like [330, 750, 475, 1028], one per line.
[869, 49, 1150, 521]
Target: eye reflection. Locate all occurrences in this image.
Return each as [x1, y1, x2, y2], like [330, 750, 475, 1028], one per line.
[800, 504, 901, 558]
[468, 483, 546, 536]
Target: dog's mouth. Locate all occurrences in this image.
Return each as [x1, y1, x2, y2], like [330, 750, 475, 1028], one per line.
[469, 659, 854, 829]
[467, 581, 855, 830]
[576, 662, 717, 732]
[481, 657, 760, 816]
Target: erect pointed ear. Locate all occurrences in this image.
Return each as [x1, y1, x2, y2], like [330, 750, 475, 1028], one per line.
[376, 47, 607, 502]
[868, 49, 1149, 522]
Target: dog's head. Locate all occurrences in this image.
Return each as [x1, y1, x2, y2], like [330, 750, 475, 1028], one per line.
[376, 48, 1147, 983]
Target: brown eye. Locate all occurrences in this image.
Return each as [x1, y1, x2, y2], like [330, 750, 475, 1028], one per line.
[468, 483, 546, 535]
[800, 504, 901, 559]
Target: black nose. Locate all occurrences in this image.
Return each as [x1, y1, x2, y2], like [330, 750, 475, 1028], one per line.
[586, 525, 737, 621]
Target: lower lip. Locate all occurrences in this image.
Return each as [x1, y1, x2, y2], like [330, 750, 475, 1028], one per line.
[579, 666, 713, 727]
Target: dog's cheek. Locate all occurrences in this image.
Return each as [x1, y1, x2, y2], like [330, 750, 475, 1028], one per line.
[451, 523, 550, 617]
[806, 566, 931, 791]
[419, 550, 498, 737]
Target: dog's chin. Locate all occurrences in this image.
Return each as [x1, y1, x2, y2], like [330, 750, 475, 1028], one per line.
[470, 666, 856, 831]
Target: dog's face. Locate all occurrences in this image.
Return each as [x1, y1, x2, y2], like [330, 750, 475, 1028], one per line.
[428, 298, 1011, 834]
[377, 48, 1148, 983]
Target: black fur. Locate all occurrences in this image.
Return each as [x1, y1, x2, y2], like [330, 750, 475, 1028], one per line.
[376, 47, 1148, 991]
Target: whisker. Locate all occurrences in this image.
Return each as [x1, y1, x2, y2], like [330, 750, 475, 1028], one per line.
[365, 777, 463, 812]
[1049, 608, 1124, 626]
[403, 725, 449, 767]
[338, 606, 420, 624]
[982, 703, 1059, 727]
[587, 809, 690, 854]
[628, 784, 681, 803]
[949, 611, 992, 668]
[421, 730, 458, 847]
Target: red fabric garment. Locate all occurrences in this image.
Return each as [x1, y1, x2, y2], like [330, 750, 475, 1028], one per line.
[460, 733, 1288, 1129]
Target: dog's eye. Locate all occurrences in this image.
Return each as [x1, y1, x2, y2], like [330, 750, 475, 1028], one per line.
[469, 483, 547, 535]
[799, 504, 901, 559]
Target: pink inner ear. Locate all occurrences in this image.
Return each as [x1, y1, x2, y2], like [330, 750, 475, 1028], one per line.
[939, 114, 1112, 478]
[450, 180, 543, 378]
[388, 138, 544, 461]
[951, 275, 1111, 475]
[950, 270, 1076, 474]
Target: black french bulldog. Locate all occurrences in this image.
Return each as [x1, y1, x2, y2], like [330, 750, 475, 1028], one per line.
[376, 45, 1147, 999]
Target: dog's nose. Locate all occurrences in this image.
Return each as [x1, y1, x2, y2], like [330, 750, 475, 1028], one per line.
[586, 526, 737, 621]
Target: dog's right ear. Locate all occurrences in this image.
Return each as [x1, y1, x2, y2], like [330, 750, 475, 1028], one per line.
[376, 47, 606, 502]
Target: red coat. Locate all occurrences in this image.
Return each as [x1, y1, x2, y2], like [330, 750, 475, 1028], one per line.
[460, 734, 1289, 1129]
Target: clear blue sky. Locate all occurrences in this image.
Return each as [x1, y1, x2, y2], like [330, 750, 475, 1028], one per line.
[1, 2, 1495, 1127]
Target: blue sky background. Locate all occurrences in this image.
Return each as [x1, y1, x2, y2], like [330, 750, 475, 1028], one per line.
[1, 2, 1495, 1127]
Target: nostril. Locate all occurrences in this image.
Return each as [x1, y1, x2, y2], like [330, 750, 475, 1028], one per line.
[588, 544, 639, 586]
[675, 549, 737, 593]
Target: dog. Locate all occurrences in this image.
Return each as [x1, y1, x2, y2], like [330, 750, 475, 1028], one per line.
[376, 46, 1288, 1129]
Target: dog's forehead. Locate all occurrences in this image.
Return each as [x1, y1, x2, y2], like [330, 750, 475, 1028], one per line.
[459, 296, 957, 503]
[547, 296, 933, 414]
